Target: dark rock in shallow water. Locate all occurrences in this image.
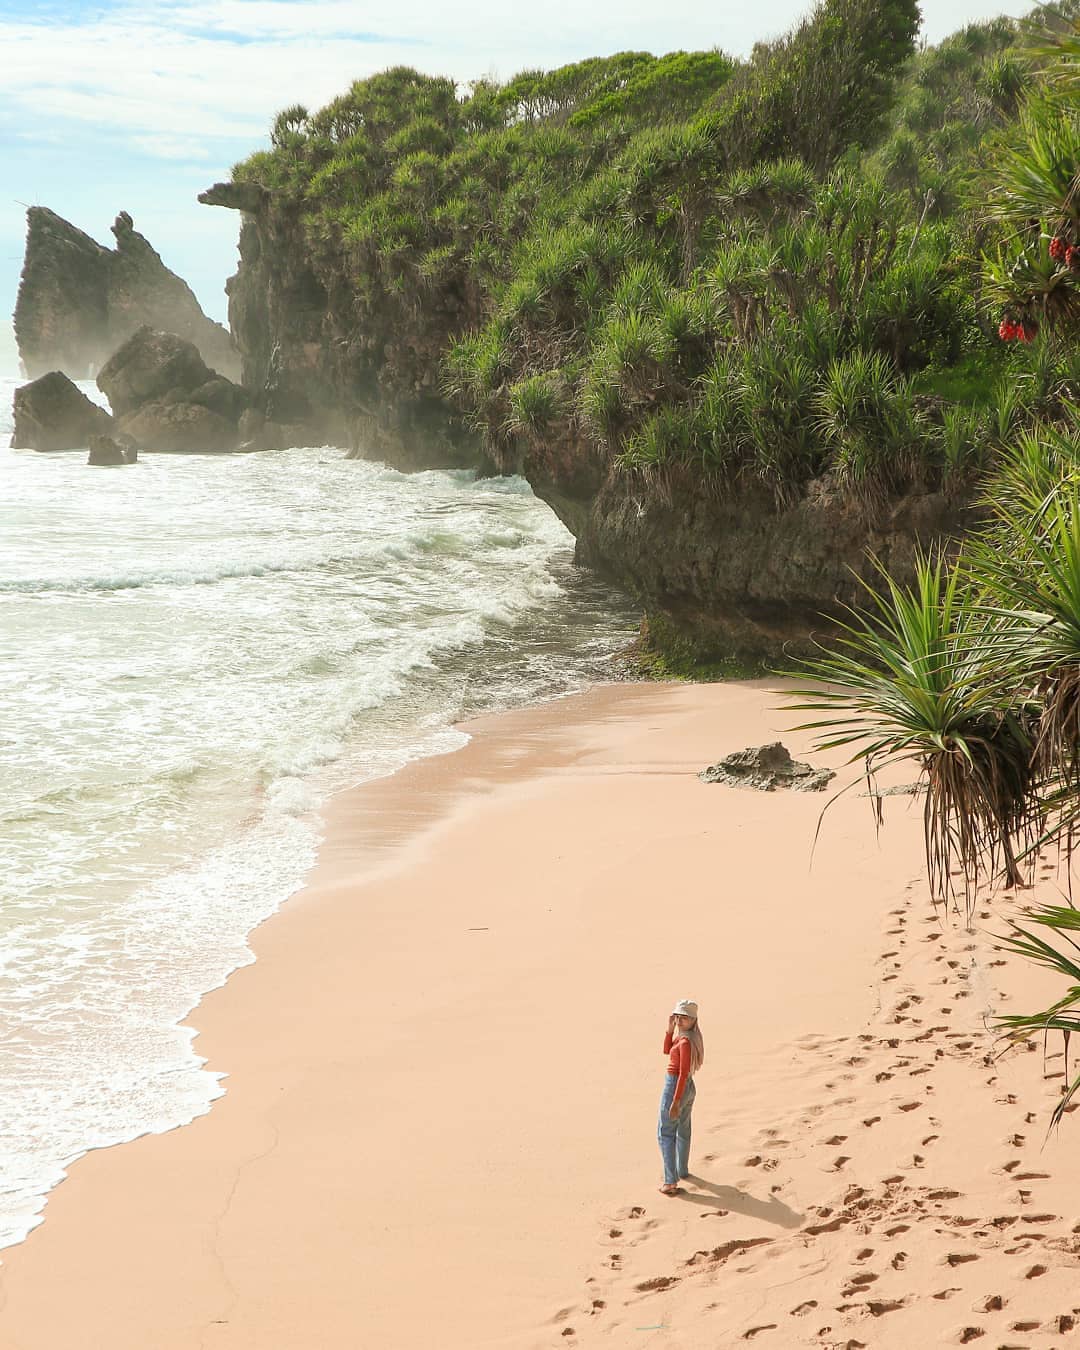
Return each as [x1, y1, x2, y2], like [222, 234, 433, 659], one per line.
[116, 400, 238, 453]
[12, 372, 113, 451]
[97, 326, 246, 451]
[699, 742, 834, 793]
[15, 207, 238, 381]
[87, 434, 137, 465]
[235, 408, 309, 451]
[189, 376, 250, 423]
[98, 326, 217, 418]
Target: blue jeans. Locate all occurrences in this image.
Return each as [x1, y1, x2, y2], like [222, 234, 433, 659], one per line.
[658, 1073, 695, 1185]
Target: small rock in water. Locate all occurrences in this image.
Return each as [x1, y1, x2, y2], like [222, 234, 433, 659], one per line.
[699, 742, 834, 793]
[87, 433, 138, 465]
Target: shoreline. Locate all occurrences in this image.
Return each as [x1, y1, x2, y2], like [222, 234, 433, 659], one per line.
[2, 679, 1079, 1348]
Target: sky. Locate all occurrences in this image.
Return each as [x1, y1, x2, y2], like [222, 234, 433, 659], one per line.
[0, 0, 1033, 371]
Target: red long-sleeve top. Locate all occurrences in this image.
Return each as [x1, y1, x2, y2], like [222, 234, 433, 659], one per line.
[663, 1031, 692, 1106]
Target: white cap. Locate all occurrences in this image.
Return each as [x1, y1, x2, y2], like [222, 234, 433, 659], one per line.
[671, 999, 698, 1019]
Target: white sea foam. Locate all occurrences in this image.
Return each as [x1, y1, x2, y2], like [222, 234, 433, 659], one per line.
[0, 379, 637, 1249]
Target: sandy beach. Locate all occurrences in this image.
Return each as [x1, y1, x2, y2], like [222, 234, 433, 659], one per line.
[2, 680, 1079, 1349]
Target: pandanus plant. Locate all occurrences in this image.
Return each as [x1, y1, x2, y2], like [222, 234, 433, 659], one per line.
[788, 450, 1080, 1125]
[789, 555, 1039, 910]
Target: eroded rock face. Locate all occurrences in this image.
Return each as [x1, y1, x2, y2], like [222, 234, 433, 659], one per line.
[699, 743, 835, 792]
[98, 326, 217, 417]
[528, 440, 969, 662]
[15, 207, 239, 381]
[12, 372, 113, 451]
[97, 326, 250, 452]
[117, 401, 238, 454]
[199, 182, 484, 466]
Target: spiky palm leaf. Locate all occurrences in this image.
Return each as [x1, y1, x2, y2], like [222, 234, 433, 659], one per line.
[968, 491, 1080, 816]
[788, 556, 1038, 909]
[995, 903, 1080, 1129]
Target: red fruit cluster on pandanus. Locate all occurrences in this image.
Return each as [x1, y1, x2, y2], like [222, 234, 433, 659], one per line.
[1068, 244, 1080, 272]
[998, 317, 1036, 342]
[1050, 235, 1068, 263]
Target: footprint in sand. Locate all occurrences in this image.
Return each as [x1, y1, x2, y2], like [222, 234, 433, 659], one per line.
[866, 1299, 906, 1316]
[946, 1253, 980, 1266]
[958, 1327, 986, 1343]
[823, 1135, 848, 1146]
[862, 1116, 881, 1128]
[898, 1101, 922, 1112]
[789, 1300, 818, 1316]
[742, 1326, 776, 1340]
[891, 1250, 907, 1269]
[885, 1224, 910, 1237]
[1024, 1264, 1047, 1279]
[934, 1288, 961, 1300]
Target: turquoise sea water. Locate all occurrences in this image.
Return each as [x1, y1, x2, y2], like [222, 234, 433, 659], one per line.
[0, 378, 637, 1248]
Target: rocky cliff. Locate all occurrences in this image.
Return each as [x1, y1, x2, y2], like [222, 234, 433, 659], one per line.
[14, 208, 239, 382]
[198, 178, 967, 661]
[199, 182, 486, 470]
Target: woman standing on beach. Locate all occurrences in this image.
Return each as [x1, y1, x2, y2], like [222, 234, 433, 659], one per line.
[658, 999, 704, 1195]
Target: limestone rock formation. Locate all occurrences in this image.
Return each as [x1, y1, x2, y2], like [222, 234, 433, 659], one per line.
[116, 401, 239, 454]
[11, 372, 113, 451]
[97, 326, 250, 452]
[200, 183, 476, 465]
[14, 208, 239, 381]
[87, 434, 138, 465]
[699, 743, 835, 792]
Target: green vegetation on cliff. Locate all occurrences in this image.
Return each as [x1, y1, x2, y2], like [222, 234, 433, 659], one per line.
[229, 0, 1076, 511]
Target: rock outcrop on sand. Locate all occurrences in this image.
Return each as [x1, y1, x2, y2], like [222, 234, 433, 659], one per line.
[96, 326, 250, 453]
[14, 207, 239, 382]
[11, 372, 113, 451]
[699, 742, 835, 792]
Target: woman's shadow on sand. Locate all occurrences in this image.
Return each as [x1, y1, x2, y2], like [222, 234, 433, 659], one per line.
[676, 1174, 803, 1228]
